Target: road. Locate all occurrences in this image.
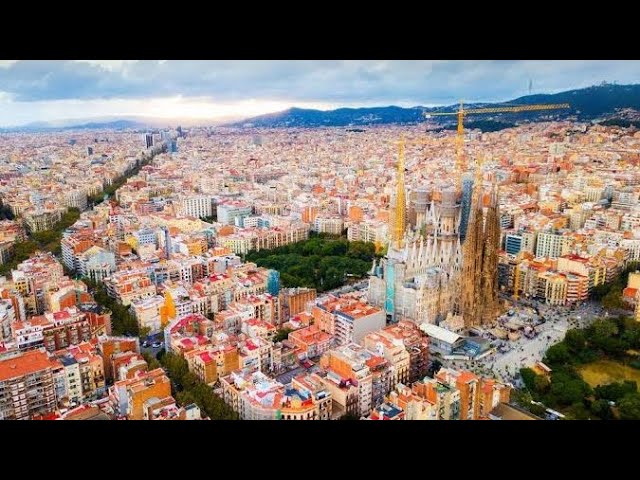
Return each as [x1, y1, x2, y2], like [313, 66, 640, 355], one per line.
[452, 300, 607, 384]
[141, 344, 164, 358]
[139, 333, 165, 358]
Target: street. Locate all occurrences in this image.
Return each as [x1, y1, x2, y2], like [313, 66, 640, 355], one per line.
[139, 333, 165, 358]
[140, 344, 164, 358]
[447, 300, 607, 384]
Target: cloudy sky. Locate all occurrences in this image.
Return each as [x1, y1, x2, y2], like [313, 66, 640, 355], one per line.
[0, 60, 637, 126]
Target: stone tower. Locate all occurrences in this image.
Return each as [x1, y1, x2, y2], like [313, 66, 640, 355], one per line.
[460, 170, 484, 328]
[480, 183, 500, 323]
[460, 169, 501, 328]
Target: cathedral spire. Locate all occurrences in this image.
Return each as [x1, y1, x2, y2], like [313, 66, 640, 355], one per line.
[391, 136, 407, 249]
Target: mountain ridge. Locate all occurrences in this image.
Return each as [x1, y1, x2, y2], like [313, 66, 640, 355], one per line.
[227, 83, 640, 129]
[0, 115, 239, 133]
[2, 83, 639, 132]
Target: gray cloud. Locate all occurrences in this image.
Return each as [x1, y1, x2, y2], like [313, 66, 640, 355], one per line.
[0, 60, 638, 105]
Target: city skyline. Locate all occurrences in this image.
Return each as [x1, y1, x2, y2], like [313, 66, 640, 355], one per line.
[0, 60, 638, 126]
[1, 60, 640, 421]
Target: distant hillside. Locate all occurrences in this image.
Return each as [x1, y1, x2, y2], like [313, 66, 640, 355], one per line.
[228, 83, 640, 129]
[66, 119, 146, 131]
[0, 119, 148, 133]
[508, 83, 640, 118]
[231, 106, 426, 128]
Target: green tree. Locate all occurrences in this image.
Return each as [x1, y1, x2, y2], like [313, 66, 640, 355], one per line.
[246, 237, 376, 292]
[520, 368, 537, 391]
[545, 343, 572, 366]
[275, 328, 293, 342]
[594, 381, 637, 402]
[618, 393, 640, 420]
[593, 318, 619, 339]
[566, 403, 592, 420]
[602, 288, 625, 310]
[176, 390, 197, 407]
[545, 369, 592, 407]
[590, 399, 613, 420]
[529, 403, 547, 417]
[142, 352, 162, 370]
[534, 375, 551, 395]
[158, 352, 237, 420]
[622, 322, 640, 349]
[565, 329, 587, 354]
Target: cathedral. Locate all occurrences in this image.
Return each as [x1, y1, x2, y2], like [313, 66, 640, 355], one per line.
[368, 188, 462, 324]
[368, 147, 500, 331]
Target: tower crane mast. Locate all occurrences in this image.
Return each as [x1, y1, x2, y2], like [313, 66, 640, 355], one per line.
[425, 102, 570, 179]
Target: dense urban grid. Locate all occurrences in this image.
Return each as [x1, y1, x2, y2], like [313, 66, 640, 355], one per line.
[1, 118, 640, 421]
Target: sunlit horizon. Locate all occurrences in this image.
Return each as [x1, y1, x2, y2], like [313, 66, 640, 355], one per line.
[0, 96, 344, 127]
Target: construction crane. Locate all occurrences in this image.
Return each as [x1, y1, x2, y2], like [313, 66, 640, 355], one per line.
[424, 102, 570, 178]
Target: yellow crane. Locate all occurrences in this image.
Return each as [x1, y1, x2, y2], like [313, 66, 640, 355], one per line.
[425, 101, 570, 176]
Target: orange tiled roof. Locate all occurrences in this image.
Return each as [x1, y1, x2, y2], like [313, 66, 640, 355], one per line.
[0, 350, 56, 381]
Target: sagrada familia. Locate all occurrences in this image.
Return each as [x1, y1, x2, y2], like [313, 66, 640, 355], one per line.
[368, 144, 500, 331]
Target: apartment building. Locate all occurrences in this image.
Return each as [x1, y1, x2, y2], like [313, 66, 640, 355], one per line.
[363, 330, 410, 388]
[220, 370, 331, 420]
[218, 224, 309, 255]
[184, 344, 239, 386]
[536, 232, 572, 259]
[11, 252, 64, 316]
[103, 270, 156, 306]
[216, 202, 252, 225]
[0, 299, 16, 343]
[130, 295, 164, 334]
[279, 287, 316, 320]
[380, 321, 429, 383]
[288, 325, 333, 359]
[12, 307, 92, 352]
[313, 216, 344, 235]
[24, 209, 63, 233]
[433, 368, 511, 420]
[313, 295, 385, 345]
[176, 195, 213, 219]
[0, 349, 59, 420]
[319, 343, 392, 417]
[97, 336, 140, 383]
[388, 378, 461, 420]
[109, 368, 171, 420]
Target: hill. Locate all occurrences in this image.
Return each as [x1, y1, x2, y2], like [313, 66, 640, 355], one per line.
[228, 83, 640, 129]
[0, 118, 148, 133]
[231, 106, 426, 128]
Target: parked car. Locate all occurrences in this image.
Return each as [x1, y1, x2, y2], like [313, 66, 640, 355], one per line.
[142, 341, 150, 348]
[152, 342, 162, 348]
